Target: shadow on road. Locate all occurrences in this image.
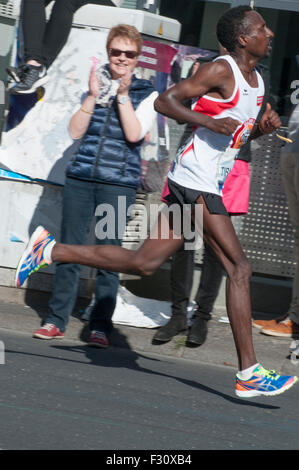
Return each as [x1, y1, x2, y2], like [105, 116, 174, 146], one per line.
[6, 326, 280, 411]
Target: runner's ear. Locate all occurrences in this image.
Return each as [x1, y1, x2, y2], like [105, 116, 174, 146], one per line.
[237, 33, 248, 48]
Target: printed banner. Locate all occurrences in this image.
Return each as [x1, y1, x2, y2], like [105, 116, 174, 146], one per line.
[138, 40, 177, 74]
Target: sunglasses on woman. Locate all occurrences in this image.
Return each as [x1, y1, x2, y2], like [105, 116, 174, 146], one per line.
[109, 48, 139, 59]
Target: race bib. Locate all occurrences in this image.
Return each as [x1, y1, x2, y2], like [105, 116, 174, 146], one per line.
[217, 147, 239, 191]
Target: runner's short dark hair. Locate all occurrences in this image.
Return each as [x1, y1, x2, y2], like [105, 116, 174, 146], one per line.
[216, 6, 253, 53]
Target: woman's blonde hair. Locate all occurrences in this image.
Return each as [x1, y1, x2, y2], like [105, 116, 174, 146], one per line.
[106, 24, 143, 55]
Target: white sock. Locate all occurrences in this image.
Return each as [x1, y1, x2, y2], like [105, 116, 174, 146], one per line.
[237, 363, 260, 381]
[44, 240, 56, 264]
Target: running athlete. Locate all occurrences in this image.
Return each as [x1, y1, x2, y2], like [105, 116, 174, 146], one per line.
[15, 6, 298, 397]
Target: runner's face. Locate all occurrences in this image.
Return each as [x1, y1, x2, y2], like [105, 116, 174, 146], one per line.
[243, 11, 274, 58]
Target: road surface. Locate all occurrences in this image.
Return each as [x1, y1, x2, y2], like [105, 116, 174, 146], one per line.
[0, 328, 298, 452]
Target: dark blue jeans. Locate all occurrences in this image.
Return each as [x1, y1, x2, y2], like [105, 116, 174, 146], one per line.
[46, 177, 136, 333]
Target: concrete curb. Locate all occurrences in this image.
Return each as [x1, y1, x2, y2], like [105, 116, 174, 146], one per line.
[0, 295, 298, 378]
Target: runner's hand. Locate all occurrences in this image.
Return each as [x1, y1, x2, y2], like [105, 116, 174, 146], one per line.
[259, 103, 281, 134]
[207, 117, 241, 136]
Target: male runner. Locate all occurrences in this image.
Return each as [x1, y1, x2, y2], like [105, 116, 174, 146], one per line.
[15, 6, 298, 398]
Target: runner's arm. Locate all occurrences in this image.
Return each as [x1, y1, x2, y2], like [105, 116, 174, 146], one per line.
[154, 60, 241, 136]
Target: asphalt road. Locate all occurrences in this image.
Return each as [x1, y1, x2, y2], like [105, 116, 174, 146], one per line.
[0, 328, 299, 452]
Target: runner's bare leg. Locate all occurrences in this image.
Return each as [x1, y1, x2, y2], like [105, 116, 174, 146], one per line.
[52, 199, 256, 370]
[52, 206, 185, 276]
[193, 196, 256, 371]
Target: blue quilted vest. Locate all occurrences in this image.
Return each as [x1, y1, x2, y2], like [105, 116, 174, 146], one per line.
[66, 74, 155, 188]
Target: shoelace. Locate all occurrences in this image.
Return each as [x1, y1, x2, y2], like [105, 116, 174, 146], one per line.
[42, 323, 56, 331]
[18, 65, 30, 80]
[25, 68, 41, 81]
[257, 365, 280, 380]
[92, 331, 106, 339]
[19, 65, 44, 84]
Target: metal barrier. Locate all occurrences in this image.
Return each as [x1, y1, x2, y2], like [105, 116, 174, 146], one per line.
[235, 133, 295, 278]
[0, 0, 20, 19]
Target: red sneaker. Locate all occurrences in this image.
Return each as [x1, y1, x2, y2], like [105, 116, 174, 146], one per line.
[88, 330, 109, 348]
[33, 323, 64, 340]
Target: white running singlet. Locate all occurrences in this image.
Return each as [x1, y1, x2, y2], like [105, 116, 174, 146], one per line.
[168, 55, 265, 195]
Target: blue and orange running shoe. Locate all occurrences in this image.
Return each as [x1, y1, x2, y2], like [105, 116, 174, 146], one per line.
[15, 226, 56, 287]
[236, 364, 298, 397]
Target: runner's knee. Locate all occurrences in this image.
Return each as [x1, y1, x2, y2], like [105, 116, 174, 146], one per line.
[131, 254, 160, 277]
[228, 257, 252, 283]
